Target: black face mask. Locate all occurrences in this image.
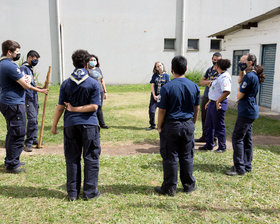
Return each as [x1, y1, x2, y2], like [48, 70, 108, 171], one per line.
[31, 60, 38, 67]
[212, 61, 217, 66]
[13, 53, 21, 61]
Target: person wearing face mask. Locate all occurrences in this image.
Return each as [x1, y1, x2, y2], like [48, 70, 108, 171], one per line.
[87, 54, 109, 129]
[146, 61, 170, 131]
[199, 59, 231, 153]
[226, 54, 265, 176]
[196, 52, 222, 143]
[0, 40, 48, 173]
[20, 50, 46, 152]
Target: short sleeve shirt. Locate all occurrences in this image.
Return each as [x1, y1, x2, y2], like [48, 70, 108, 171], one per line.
[238, 71, 260, 119]
[203, 66, 219, 97]
[157, 77, 200, 120]
[150, 73, 170, 96]
[88, 67, 104, 93]
[0, 57, 25, 105]
[58, 74, 101, 127]
[208, 71, 231, 101]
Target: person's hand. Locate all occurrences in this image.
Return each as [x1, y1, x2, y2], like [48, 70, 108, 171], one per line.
[216, 101, 222, 110]
[158, 127, 162, 134]
[64, 102, 75, 112]
[51, 125, 57, 134]
[40, 88, 49, 95]
[153, 95, 159, 101]
[104, 93, 107, 100]
[205, 102, 209, 110]
[207, 80, 212, 87]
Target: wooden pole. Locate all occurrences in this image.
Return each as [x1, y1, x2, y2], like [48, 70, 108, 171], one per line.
[37, 66, 51, 148]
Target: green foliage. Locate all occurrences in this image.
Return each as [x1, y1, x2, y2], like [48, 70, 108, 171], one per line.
[185, 69, 204, 85]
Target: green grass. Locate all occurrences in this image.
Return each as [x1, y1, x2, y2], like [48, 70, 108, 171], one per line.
[0, 84, 280, 223]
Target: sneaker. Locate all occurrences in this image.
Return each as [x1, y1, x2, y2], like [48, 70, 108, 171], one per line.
[226, 166, 245, 176]
[198, 145, 212, 151]
[195, 137, 206, 142]
[33, 141, 44, 146]
[146, 126, 156, 131]
[83, 191, 101, 201]
[24, 145, 32, 152]
[183, 184, 197, 194]
[214, 149, 226, 153]
[154, 186, 176, 197]
[6, 166, 26, 174]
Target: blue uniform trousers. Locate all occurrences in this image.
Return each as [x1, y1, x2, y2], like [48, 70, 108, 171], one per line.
[205, 100, 228, 150]
[160, 119, 196, 192]
[64, 125, 100, 199]
[232, 116, 254, 174]
[97, 91, 106, 127]
[200, 96, 208, 139]
[148, 93, 157, 128]
[0, 103, 26, 170]
[25, 97, 39, 146]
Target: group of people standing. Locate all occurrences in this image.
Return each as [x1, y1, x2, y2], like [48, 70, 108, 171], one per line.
[147, 52, 265, 196]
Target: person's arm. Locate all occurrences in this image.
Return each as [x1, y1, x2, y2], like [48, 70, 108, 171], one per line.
[237, 90, 245, 101]
[238, 70, 244, 84]
[157, 108, 166, 133]
[51, 104, 65, 134]
[193, 105, 200, 124]
[64, 102, 98, 113]
[101, 79, 107, 99]
[17, 77, 48, 95]
[205, 99, 211, 110]
[151, 83, 158, 101]
[216, 91, 230, 110]
[200, 77, 212, 86]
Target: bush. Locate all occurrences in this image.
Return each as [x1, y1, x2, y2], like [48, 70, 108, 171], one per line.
[185, 69, 204, 85]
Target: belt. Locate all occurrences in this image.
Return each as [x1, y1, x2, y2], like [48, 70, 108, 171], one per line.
[168, 118, 192, 122]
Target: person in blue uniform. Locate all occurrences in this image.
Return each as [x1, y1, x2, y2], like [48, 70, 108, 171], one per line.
[155, 56, 200, 196]
[146, 61, 170, 131]
[20, 50, 45, 152]
[227, 54, 265, 176]
[196, 52, 221, 143]
[199, 59, 231, 153]
[0, 40, 48, 174]
[51, 49, 101, 201]
[88, 54, 109, 129]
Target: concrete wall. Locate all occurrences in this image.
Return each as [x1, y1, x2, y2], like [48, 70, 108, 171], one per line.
[0, 0, 279, 84]
[220, 14, 280, 112]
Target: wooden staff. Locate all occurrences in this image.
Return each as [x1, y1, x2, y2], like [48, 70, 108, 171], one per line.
[37, 66, 51, 148]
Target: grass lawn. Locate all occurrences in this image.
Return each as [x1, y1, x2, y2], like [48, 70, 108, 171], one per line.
[0, 84, 280, 223]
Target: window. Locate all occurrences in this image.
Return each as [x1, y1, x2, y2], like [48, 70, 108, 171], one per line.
[188, 39, 199, 51]
[164, 38, 176, 50]
[210, 39, 221, 51]
[232, 50, 250, 76]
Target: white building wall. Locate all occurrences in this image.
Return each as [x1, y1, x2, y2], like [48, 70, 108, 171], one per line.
[0, 0, 279, 84]
[220, 15, 280, 112]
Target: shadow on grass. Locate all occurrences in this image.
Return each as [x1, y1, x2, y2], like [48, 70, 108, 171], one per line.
[194, 163, 231, 174]
[99, 184, 155, 195]
[108, 125, 146, 131]
[257, 146, 280, 155]
[0, 140, 5, 147]
[0, 185, 66, 199]
[134, 139, 159, 145]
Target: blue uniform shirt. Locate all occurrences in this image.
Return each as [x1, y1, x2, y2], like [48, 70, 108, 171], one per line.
[20, 62, 37, 100]
[238, 71, 260, 120]
[203, 66, 219, 98]
[158, 77, 200, 120]
[58, 68, 101, 127]
[150, 73, 170, 96]
[0, 57, 25, 105]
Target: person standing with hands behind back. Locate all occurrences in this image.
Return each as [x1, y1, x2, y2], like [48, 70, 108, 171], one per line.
[155, 56, 200, 196]
[146, 61, 169, 131]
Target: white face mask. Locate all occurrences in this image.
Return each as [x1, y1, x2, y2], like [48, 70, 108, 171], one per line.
[89, 60, 97, 67]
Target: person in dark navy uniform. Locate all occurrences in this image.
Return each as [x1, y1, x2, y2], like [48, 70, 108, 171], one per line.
[20, 50, 44, 152]
[146, 61, 170, 131]
[196, 52, 221, 143]
[155, 56, 200, 196]
[0, 40, 48, 173]
[51, 49, 101, 201]
[227, 54, 265, 176]
[199, 59, 231, 153]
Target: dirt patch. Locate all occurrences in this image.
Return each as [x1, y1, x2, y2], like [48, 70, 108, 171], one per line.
[0, 135, 279, 157]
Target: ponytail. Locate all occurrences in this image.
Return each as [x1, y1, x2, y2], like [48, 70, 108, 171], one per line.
[247, 54, 266, 84]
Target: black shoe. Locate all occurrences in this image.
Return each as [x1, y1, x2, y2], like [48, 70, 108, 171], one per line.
[83, 191, 101, 201]
[195, 137, 206, 143]
[226, 166, 245, 176]
[146, 126, 156, 131]
[6, 166, 26, 174]
[100, 125, 109, 129]
[214, 149, 226, 153]
[68, 196, 78, 201]
[198, 145, 212, 151]
[183, 184, 197, 194]
[33, 140, 44, 146]
[154, 186, 176, 197]
[24, 145, 32, 152]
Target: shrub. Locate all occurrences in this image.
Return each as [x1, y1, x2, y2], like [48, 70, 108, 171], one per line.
[185, 69, 204, 85]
